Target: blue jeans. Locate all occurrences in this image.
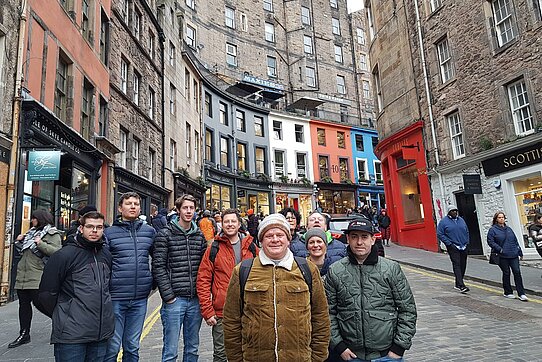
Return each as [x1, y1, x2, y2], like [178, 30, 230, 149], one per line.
[499, 257, 526, 296]
[54, 340, 108, 362]
[351, 357, 403, 362]
[160, 297, 202, 362]
[105, 298, 148, 362]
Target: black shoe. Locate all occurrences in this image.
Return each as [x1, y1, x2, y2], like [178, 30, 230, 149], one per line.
[459, 286, 470, 294]
[8, 331, 30, 348]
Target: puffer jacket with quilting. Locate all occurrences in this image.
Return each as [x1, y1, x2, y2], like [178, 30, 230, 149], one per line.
[152, 216, 207, 302]
[324, 245, 417, 360]
[104, 218, 156, 301]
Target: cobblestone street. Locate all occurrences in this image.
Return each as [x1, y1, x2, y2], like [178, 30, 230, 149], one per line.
[1, 261, 542, 361]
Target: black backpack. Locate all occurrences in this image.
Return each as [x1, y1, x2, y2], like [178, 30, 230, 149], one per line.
[238, 256, 312, 312]
[209, 239, 257, 263]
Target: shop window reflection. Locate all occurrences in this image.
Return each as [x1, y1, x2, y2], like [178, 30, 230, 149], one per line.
[398, 165, 423, 225]
[318, 190, 355, 215]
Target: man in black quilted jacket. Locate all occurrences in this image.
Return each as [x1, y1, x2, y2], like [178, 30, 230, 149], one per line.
[324, 219, 417, 362]
[153, 194, 207, 362]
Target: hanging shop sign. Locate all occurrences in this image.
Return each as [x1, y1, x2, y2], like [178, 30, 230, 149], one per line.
[463, 174, 482, 194]
[27, 150, 61, 181]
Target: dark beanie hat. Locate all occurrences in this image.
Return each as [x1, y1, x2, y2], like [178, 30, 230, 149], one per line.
[79, 205, 97, 216]
[304, 228, 327, 248]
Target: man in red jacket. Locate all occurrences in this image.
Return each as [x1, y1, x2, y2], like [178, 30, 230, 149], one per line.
[196, 209, 258, 362]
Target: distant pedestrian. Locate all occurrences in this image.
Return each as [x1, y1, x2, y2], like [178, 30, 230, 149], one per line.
[153, 194, 207, 362]
[246, 209, 259, 241]
[377, 209, 392, 246]
[213, 213, 223, 235]
[437, 204, 470, 293]
[487, 212, 528, 301]
[39, 211, 114, 362]
[199, 210, 217, 243]
[10, 209, 62, 349]
[528, 213, 542, 258]
[324, 218, 416, 361]
[279, 207, 304, 256]
[152, 207, 169, 232]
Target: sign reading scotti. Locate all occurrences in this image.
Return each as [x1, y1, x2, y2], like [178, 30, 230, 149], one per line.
[482, 141, 542, 177]
[27, 150, 61, 181]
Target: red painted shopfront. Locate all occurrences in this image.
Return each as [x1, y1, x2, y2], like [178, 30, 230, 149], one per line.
[374, 121, 438, 251]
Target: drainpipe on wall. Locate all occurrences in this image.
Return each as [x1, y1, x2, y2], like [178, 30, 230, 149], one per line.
[413, 0, 446, 206]
[1, 0, 28, 304]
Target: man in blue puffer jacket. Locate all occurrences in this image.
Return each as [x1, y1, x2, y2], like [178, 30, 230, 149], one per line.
[437, 204, 470, 293]
[104, 192, 156, 362]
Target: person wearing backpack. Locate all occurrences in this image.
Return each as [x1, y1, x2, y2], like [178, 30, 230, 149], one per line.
[222, 213, 330, 362]
[196, 209, 258, 362]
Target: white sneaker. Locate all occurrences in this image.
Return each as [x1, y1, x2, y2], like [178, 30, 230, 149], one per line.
[503, 294, 516, 299]
[519, 295, 529, 302]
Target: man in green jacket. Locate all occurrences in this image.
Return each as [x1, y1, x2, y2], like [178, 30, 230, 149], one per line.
[324, 219, 417, 361]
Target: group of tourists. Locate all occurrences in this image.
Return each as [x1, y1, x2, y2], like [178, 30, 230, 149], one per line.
[10, 192, 418, 362]
[437, 204, 541, 301]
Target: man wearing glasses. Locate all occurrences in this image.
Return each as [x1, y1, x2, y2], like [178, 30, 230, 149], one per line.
[39, 211, 114, 361]
[104, 192, 156, 361]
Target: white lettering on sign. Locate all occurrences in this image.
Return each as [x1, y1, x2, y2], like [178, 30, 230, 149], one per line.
[32, 119, 81, 154]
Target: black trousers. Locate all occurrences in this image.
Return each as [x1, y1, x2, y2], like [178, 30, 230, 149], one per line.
[16, 289, 40, 333]
[446, 245, 468, 288]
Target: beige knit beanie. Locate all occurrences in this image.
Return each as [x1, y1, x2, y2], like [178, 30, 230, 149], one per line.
[258, 213, 292, 241]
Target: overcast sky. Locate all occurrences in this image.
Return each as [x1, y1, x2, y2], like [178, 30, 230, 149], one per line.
[347, 0, 363, 13]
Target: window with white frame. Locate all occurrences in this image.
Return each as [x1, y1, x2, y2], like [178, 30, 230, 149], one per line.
[336, 75, 346, 94]
[219, 102, 228, 125]
[149, 148, 156, 182]
[334, 45, 343, 63]
[330, 0, 338, 8]
[267, 56, 277, 77]
[360, 54, 368, 70]
[437, 37, 454, 83]
[273, 120, 282, 140]
[170, 83, 176, 114]
[491, 0, 516, 47]
[430, 0, 442, 12]
[186, 122, 192, 159]
[123, 0, 129, 23]
[367, 1, 376, 40]
[447, 112, 465, 159]
[301, 6, 310, 25]
[374, 160, 382, 181]
[226, 43, 237, 66]
[296, 153, 307, 178]
[265, 23, 275, 42]
[186, 0, 194, 9]
[306, 66, 316, 87]
[373, 67, 382, 111]
[332, 18, 341, 35]
[237, 142, 247, 170]
[295, 124, 304, 143]
[356, 28, 366, 45]
[274, 150, 285, 176]
[318, 155, 329, 178]
[119, 129, 128, 168]
[254, 116, 264, 136]
[363, 80, 370, 99]
[133, 138, 140, 174]
[148, 87, 155, 119]
[240, 13, 248, 31]
[255, 147, 266, 174]
[148, 31, 155, 60]
[236, 110, 246, 132]
[170, 139, 177, 170]
[120, 58, 128, 93]
[220, 137, 229, 167]
[186, 24, 196, 48]
[133, 9, 141, 40]
[133, 71, 140, 105]
[507, 79, 534, 135]
[225, 6, 235, 28]
[537, 0, 542, 19]
[303, 35, 313, 54]
[194, 130, 199, 164]
[205, 129, 213, 162]
[357, 159, 368, 181]
[263, 0, 273, 12]
[169, 41, 175, 66]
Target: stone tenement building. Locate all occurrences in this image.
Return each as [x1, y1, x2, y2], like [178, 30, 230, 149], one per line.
[368, 0, 542, 259]
[174, 0, 374, 126]
[109, 0, 169, 211]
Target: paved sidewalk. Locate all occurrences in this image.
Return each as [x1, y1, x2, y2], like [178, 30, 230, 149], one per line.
[385, 243, 542, 296]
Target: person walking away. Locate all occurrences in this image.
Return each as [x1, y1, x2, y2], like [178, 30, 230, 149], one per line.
[103, 192, 156, 361]
[38, 211, 114, 361]
[196, 209, 258, 362]
[487, 211, 528, 301]
[223, 213, 330, 362]
[153, 194, 207, 362]
[437, 204, 470, 293]
[10, 209, 62, 348]
[377, 208, 392, 246]
[305, 228, 333, 279]
[325, 219, 417, 361]
[279, 207, 305, 256]
[199, 210, 216, 244]
[246, 209, 259, 241]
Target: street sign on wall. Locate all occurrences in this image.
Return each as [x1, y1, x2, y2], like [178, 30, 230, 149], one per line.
[463, 174, 482, 194]
[27, 150, 61, 181]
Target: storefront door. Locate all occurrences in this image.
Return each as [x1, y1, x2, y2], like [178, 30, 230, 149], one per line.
[455, 192, 483, 255]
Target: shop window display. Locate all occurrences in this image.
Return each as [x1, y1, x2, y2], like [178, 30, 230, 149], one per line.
[398, 165, 423, 225]
[514, 174, 542, 248]
[318, 190, 355, 215]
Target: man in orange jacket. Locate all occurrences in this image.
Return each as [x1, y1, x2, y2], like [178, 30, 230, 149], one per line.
[196, 209, 258, 362]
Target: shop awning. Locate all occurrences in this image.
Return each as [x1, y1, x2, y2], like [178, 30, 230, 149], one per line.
[287, 96, 325, 111]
